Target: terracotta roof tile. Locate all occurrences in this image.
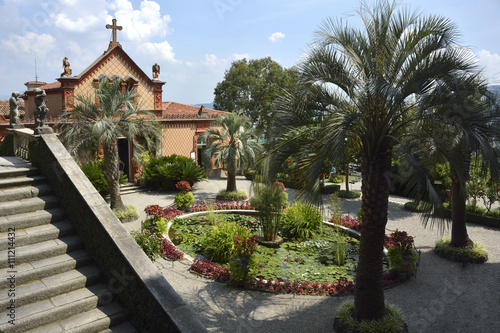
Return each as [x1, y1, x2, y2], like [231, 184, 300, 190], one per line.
[25, 81, 61, 92]
[162, 101, 228, 118]
[0, 99, 26, 117]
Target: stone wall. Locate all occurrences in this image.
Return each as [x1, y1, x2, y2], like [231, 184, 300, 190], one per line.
[28, 133, 207, 333]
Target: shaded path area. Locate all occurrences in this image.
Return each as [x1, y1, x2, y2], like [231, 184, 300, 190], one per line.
[122, 177, 500, 333]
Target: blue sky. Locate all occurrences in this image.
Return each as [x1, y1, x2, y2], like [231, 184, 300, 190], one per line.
[1, 0, 500, 105]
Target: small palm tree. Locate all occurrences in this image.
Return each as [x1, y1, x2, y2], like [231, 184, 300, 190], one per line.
[204, 111, 261, 192]
[273, 0, 481, 322]
[57, 78, 161, 212]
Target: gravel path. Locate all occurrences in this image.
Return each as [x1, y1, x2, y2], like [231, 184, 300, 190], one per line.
[122, 176, 500, 333]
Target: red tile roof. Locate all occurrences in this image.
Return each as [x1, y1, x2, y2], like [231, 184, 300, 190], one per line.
[162, 102, 228, 119]
[26, 81, 61, 92]
[0, 99, 26, 117]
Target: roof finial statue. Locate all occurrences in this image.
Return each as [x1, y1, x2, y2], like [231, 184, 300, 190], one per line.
[152, 63, 160, 80]
[61, 56, 72, 77]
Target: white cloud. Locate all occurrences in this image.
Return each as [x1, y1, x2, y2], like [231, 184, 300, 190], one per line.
[111, 0, 171, 41]
[232, 53, 249, 61]
[477, 49, 500, 84]
[48, 0, 108, 33]
[269, 32, 285, 43]
[53, 14, 102, 32]
[201, 54, 229, 71]
[1, 32, 56, 57]
[141, 41, 178, 64]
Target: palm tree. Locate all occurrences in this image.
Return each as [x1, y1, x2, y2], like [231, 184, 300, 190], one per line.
[57, 78, 161, 212]
[273, 0, 479, 322]
[204, 111, 261, 192]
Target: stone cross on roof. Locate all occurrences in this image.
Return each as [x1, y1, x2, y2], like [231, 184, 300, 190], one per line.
[106, 18, 122, 43]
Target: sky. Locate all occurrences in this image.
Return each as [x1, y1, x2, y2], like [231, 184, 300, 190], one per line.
[1, 0, 500, 105]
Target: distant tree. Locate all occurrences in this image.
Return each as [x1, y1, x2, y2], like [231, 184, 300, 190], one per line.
[203, 111, 261, 192]
[57, 78, 161, 212]
[213, 57, 298, 138]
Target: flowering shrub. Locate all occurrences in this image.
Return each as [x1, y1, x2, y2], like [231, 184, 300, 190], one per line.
[142, 217, 168, 236]
[161, 238, 184, 260]
[385, 230, 419, 275]
[190, 258, 230, 282]
[254, 278, 355, 296]
[176, 180, 192, 192]
[191, 200, 256, 212]
[145, 205, 164, 219]
[131, 230, 163, 262]
[331, 215, 361, 231]
[229, 235, 258, 282]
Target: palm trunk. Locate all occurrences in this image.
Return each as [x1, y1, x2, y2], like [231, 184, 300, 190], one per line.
[104, 142, 126, 212]
[345, 163, 350, 193]
[226, 153, 237, 192]
[450, 166, 472, 248]
[354, 150, 391, 320]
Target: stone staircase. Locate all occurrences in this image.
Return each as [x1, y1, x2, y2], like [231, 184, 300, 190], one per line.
[0, 158, 137, 332]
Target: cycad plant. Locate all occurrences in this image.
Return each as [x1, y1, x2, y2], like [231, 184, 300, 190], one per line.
[57, 78, 161, 212]
[272, 0, 486, 323]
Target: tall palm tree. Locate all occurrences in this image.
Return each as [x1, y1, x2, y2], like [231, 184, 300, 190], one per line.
[57, 78, 161, 212]
[273, 0, 479, 322]
[204, 111, 261, 192]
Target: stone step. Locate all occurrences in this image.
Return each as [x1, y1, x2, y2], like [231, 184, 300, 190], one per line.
[120, 182, 149, 195]
[0, 195, 60, 217]
[22, 303, 131, 333]
[0, 283, 108, 333]
[0, 183, 53, 203]
[0, 164, 37, 179]
[0, 207, 66, 232]
[0, 220, 75, 248]
[0, 264, 102, 308]
[0, 249, 92, 290]
[99, 321, 138, 333]
[0, 235, 84, 269]
[0, 174, 46, 189]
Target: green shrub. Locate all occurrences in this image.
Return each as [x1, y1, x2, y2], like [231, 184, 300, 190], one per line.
[202, 222, 253, 263]
[139, 154, 207, 189]
[142, 217, 168, 236]
[174, 191, 195, 210]
[113, 205, 138, 219]
[387, 247, 419, 273]
[81, 160, 127, 195]
[216, 189, 248, 201]
[404, 201, 432, 213]
[131, 230, 163, 262]
[466, 204, 487, 216]
[281, 202, 323, 240]
[435, 237, 488, 262]
[329, 175, 343, 183]
[338, 190, 361, 199]
[334, 300, 406, 333]
[244, 170, 256, 180]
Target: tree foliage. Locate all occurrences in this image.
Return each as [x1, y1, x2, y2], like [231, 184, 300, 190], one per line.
[213, 57, 298, 137]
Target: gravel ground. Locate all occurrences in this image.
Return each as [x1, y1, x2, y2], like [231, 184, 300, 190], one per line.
[122, 176, 500, 333]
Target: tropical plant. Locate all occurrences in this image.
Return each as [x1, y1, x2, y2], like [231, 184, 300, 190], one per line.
[202, 222, 253, 263]
[142, 217, 168, 237]
[57, 78, 161, 212]
[281, 202, 323, 240]
[203, 111, 262, 192]
[250, 181, 288, 241]
[81, 160, 128, 196]
[271, 0, 484, 322]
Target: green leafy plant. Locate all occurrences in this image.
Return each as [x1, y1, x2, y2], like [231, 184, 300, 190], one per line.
[250, 181, 288, 241]
[281, 202, 323, 240]
[404, 201, 432, 213]
[139, 154, 207, 189]
[334, 300, 406, 333]
[202, 222, 253, 263]
[113, 204, 138, 220]
[329, 175, 344, 183]
[131, 230, 163, 262]
[174, 191, 195, 210]
[229, 235, 258, 282]
[81, 160, 127, 195]
[435, 237, 488, 263]
[338, 190, 361, 199]
[385, 230, 419, 274]
[142, 217, 168, 236]
[216, 189, 248, 201]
